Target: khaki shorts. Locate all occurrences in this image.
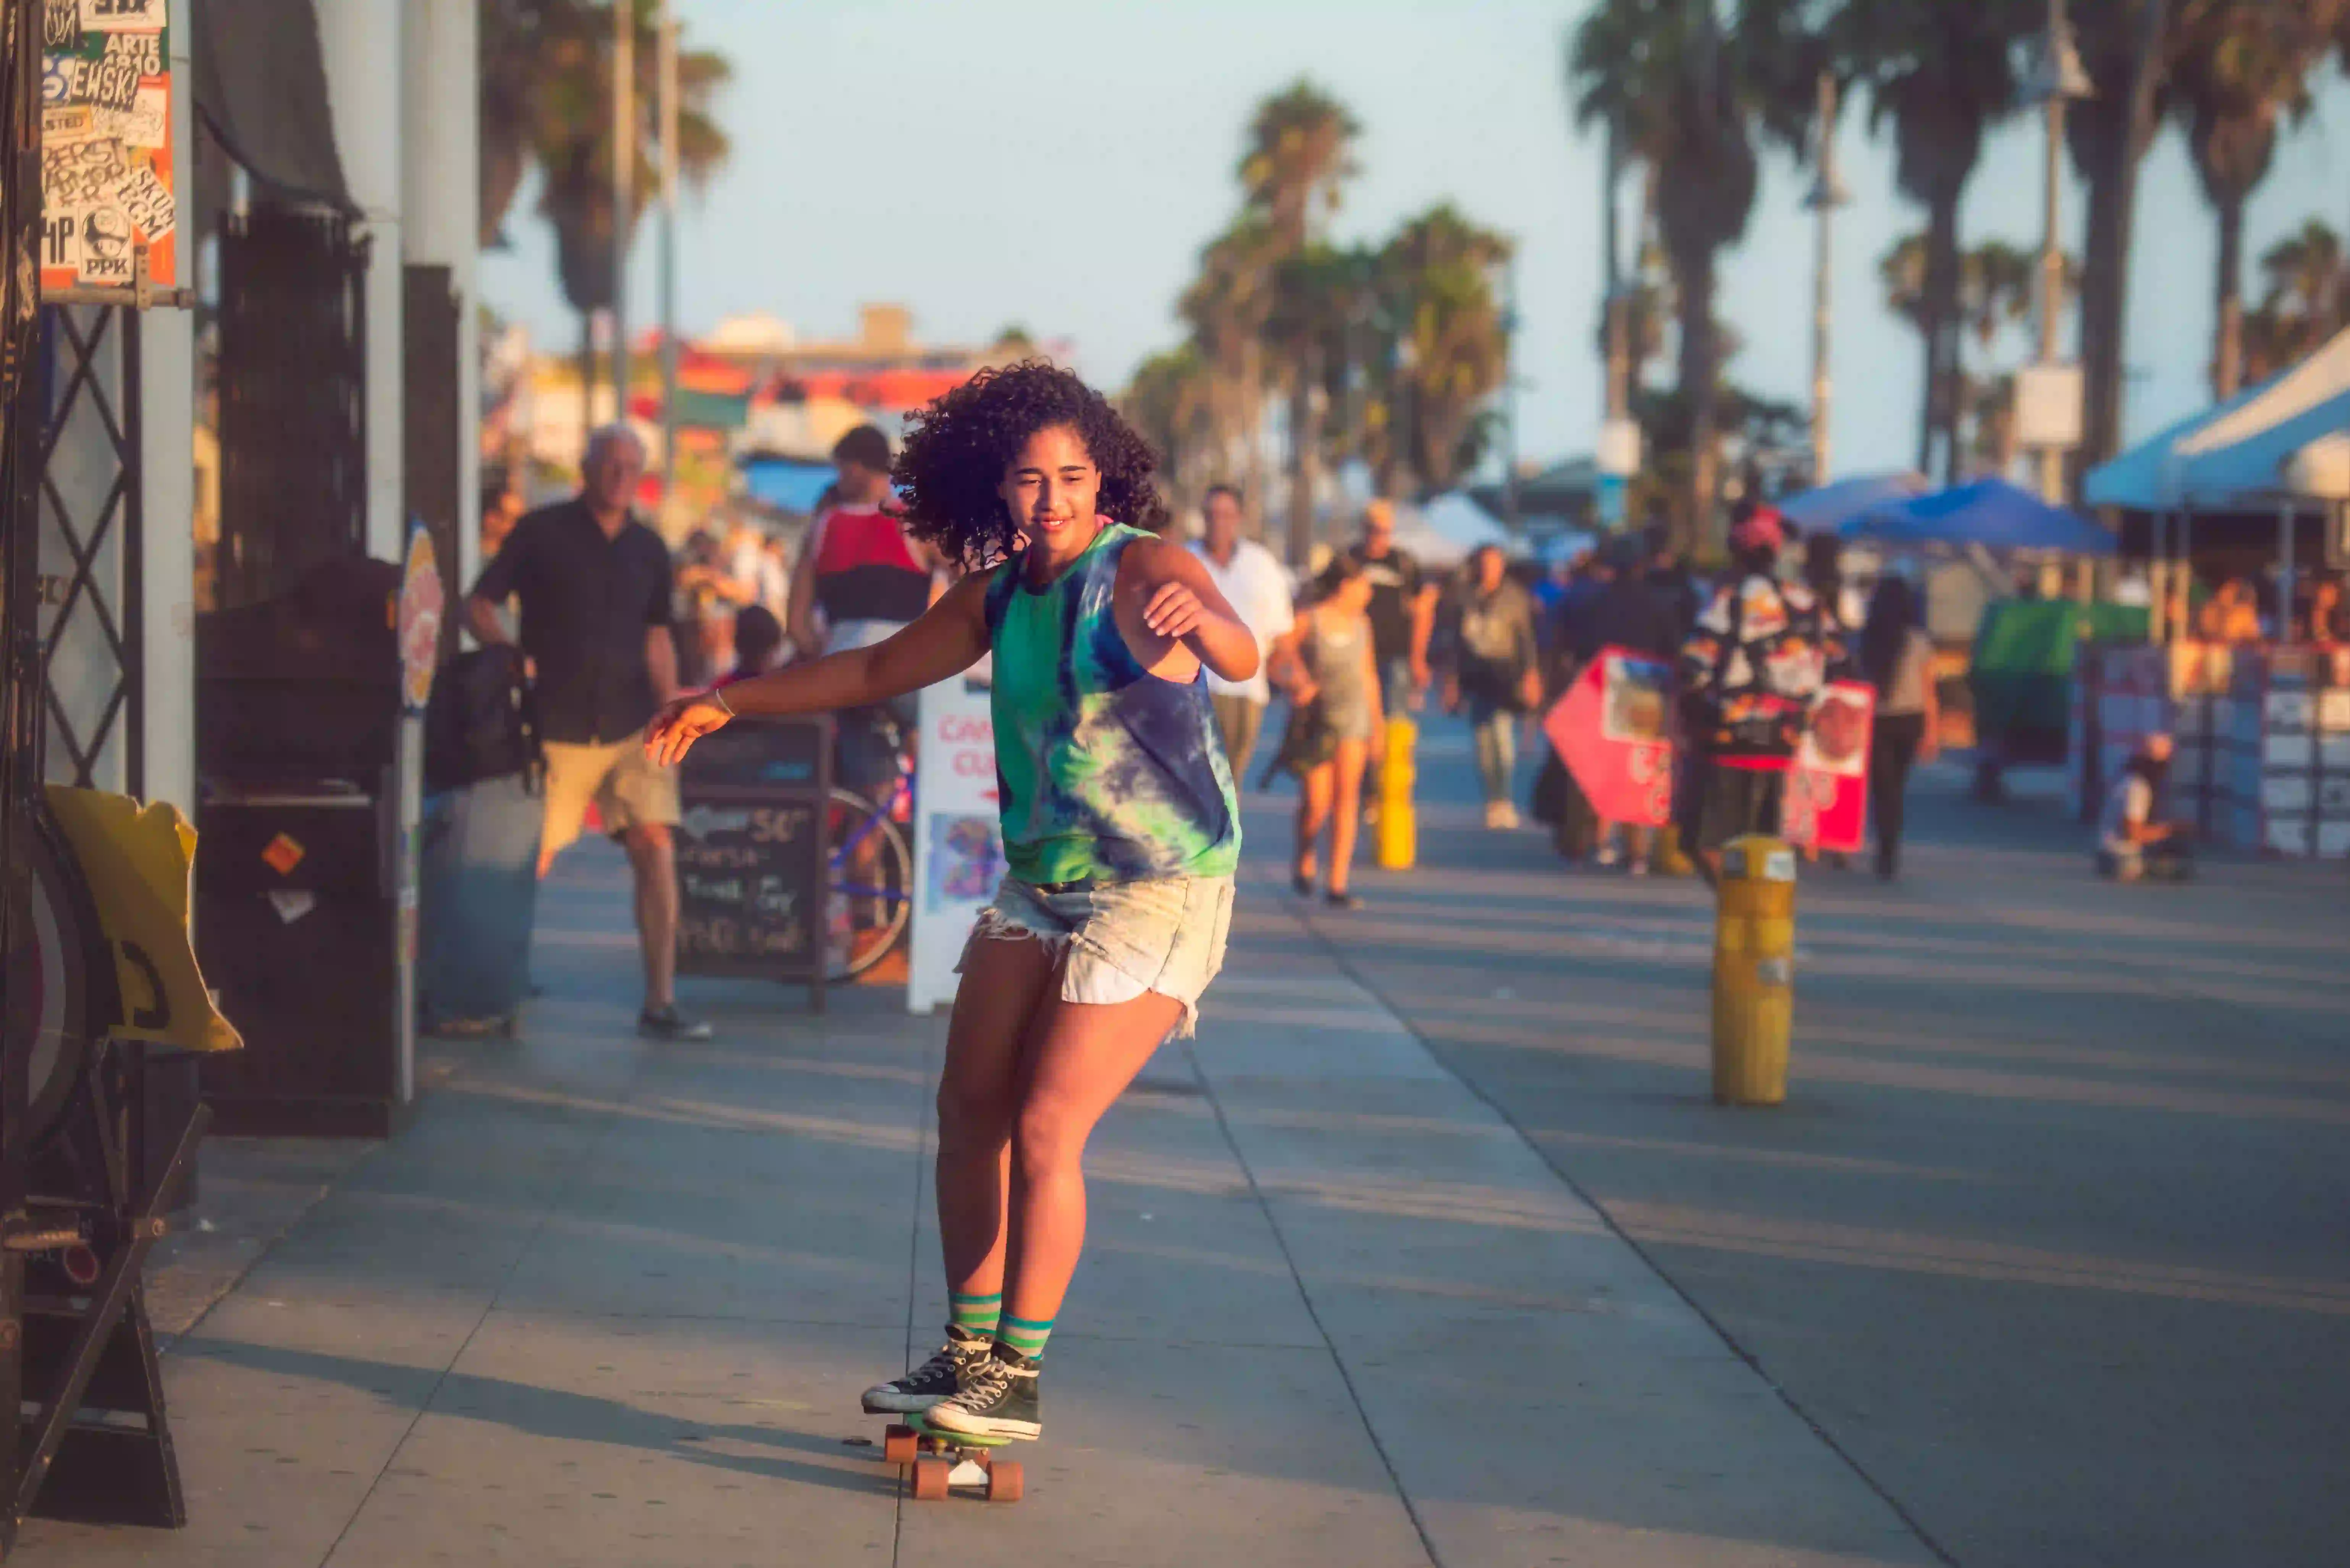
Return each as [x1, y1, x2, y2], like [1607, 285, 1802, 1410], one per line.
[540, 730, 681, 856]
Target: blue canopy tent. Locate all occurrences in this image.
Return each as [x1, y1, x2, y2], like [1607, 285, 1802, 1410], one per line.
[1844, 478, 2116, 556]
[1777, 471, 1928, 535]
[737, 454, 839, 516]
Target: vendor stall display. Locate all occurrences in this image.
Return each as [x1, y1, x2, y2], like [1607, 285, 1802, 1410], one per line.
[1976, 601, 2148, 771]
[2074, 640, 2350, 859]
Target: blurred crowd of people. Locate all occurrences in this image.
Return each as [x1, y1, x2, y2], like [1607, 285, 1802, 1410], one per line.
[1226, 493, 1949, 900]
[2150, 567, 2346, 645]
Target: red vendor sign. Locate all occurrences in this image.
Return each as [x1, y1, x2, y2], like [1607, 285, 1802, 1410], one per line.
[1544, 647, 1677, 828]
[1781, 680, 1875, 854]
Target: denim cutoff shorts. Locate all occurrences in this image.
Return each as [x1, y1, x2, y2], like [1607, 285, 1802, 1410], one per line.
[959, 874, 1236, 1038]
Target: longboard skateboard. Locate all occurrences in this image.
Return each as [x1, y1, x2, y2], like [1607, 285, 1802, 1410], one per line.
[881, 1416, 1026, 1503]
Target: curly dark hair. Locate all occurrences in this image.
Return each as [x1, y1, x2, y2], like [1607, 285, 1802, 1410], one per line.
[891, 359, 1165, 568]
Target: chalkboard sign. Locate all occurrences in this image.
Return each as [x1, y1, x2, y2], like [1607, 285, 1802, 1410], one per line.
[678, 715, 825, 791]
[674, 715, 830, 1009]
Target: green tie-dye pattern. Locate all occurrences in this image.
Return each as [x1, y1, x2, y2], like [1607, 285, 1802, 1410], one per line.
[987, 524, 1241, 886]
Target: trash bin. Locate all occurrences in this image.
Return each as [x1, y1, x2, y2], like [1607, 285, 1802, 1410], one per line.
[193, 558, 414, 1136]
[416, 773, 542, 1034]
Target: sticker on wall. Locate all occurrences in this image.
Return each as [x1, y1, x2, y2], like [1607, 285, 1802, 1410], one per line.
[261, 833, 305, 877]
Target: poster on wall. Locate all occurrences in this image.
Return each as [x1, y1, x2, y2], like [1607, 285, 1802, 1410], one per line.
[907, 674, 1002, 1014]
[40, 0, 174, 293]
[1542, 646, 1676, 828]
[1781, 680, 1875, 854]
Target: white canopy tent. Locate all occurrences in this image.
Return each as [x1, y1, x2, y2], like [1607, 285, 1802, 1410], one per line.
[2167, 331, 2350, 634]
[1391, 491, 1515, 568]
[2080, 396, 2248, 510]
[2082, 326, 2350, 638]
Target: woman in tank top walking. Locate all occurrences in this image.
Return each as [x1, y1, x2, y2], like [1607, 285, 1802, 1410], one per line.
[646, 363, 1256, 1443]
[1267, 555, 1383, 908]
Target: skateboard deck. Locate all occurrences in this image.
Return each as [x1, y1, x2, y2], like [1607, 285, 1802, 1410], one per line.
[881, 1416, 1027, 1503]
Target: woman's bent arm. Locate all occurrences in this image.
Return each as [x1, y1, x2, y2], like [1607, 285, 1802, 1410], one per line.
[1121, 538, 1261, 683]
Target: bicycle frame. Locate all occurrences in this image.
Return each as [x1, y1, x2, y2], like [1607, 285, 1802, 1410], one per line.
[829, 749, 916, 903]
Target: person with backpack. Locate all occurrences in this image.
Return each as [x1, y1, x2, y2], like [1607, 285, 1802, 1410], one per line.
[1678, 502, 1845, 880]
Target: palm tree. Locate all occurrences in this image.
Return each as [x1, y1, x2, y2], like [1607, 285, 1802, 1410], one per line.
[1378, 206, 1514, 494]
[481, 0, 732, 420]
[2169, 2, 2333, 398]
[1179, 216, 1280, 522]
[1123, 345, 1220, 521]
[1237, 81, 1360, 563]
[482, 0, 573, 246]
[1880, 231, 1930, 337]
[1961, 241, 2039, 352]
[2240, 218, 2349, 379]
[2064, 0, 2175, 478]
[2259, 218, 2347, 327]
[1888, 236, 2045, 478]
[1569, 0, 1762, 550]
[1238, 81, 1360, 255]
[1836, 0, 2029, 483]
[1967, 375, 2021, 479]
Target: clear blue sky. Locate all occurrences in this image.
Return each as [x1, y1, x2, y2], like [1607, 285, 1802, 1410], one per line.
[479, 0, 2350, 481]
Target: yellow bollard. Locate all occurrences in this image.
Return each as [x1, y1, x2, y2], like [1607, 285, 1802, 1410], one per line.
[1375, 717, 1416, 870]
[1711, 833, 1796, 1105]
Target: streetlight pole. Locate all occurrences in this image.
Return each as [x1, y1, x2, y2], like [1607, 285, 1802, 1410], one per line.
[611, 0, 634, 427]
[1804, 69, 1847, 489]
[2034, 0, 2082, 506]
[1502, 251, 1521, 531]
[657, 3, 679, 515]
[1598, 119, 1634, 533]
[1602, 120, 1628, 430]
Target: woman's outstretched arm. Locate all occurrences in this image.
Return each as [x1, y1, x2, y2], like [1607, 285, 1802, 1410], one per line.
[645, 569, 994, 767]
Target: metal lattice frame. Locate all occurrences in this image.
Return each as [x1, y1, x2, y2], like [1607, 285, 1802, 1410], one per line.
[34, 305, 141, 793]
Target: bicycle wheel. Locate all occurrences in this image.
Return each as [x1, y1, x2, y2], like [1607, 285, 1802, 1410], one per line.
[824, 786, 914, 982]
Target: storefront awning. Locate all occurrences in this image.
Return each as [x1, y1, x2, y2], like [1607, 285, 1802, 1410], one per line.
[194, 0, 353, 214]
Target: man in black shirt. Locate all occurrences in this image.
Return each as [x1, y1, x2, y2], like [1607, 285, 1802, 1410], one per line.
[1322, 502, 1438, 821]
[466, 425, 709, 1040]
[1324, 500, 1437, 714]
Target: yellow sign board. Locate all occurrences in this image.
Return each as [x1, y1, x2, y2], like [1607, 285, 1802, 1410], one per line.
[44, 784, 241, 1053]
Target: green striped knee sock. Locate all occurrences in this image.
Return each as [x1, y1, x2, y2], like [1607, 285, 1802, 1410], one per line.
[996, 1314, 1054, 1362]
[949, 1292, 1001, 1337]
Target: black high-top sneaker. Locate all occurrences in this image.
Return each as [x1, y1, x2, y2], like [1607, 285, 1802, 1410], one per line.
[922, 1345, 1041, 1439]
[861, 1325, 993, 1415]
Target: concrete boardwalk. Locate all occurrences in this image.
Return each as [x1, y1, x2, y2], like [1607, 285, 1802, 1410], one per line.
[22, 844, 1934, 1568]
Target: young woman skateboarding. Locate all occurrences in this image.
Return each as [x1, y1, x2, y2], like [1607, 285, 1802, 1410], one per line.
[645, 363, 1254, 1441]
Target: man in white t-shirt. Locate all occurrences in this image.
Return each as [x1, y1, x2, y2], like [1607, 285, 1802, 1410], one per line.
[1186, 484, 1294, 780]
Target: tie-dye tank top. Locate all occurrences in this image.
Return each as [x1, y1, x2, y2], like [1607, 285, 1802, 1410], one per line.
[983, 522, 1241, 886]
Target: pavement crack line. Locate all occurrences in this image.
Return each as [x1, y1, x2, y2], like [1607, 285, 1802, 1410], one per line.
[1286, 895, 1963, 1568]
[165, 1144, 391, 1352]
[314, 1045, 663, 1568]
[1181, 1018, 1446, 1568]
[891, 1026, 943, 1568]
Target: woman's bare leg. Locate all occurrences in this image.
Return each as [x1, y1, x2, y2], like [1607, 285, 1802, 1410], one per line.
[1296, 762, 1333, 886]
[1327, 739, 1369, 895]
[1001, 989, 1188, 1335]
[934, 934, 1059, 1300]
